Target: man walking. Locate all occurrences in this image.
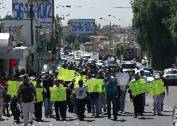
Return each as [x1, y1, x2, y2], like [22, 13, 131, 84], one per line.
[116, 68, 130, 114]
[105, 73, 118, 121]
[0, 83, 5, 121]
[17, 74, 36, 126]
[75, 80, 87, 121]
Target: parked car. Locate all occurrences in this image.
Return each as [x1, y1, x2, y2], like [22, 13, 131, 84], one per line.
[144, 70, 154, 83]
[121, 61, 137, 73]
[143, 66, 153, 75]
[69, 51, 74, 56]
[163, 68, 177, 86]
[141, 56, 148, 65]
[82, 53, 91, 60]
[61, 55, 67, 61]
[87, 58, 95, 64]
[74, 55, 81, 61]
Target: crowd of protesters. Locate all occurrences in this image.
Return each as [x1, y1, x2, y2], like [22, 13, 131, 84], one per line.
[0, 60, 169, 126]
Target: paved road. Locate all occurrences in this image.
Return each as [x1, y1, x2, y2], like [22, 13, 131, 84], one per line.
[67, 51, 99, 63]
[1, 86, 176, 126]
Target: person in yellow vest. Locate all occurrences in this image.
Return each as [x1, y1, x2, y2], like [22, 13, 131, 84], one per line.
[139, 70, 146, 113]
[53, 80, 67, 121]
[129, 73, 144, 118]
[34, 78, 43, 122]
[153, 72, 169, 115]
[153, 77, 164, 116]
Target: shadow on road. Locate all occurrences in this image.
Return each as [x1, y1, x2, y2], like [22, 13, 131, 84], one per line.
[80, 119, 95, 122]
[110, 118, 127, 122]
[138, 117, 154, 120]
[86, 115, 107, 118]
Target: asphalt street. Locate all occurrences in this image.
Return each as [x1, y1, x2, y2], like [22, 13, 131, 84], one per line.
[1, 86, 176, 126]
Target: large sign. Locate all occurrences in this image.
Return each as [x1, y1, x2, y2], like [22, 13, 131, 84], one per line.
[68, 19, 96, 34]
[12, 0, 53, 23]
[2, 20, 35, 45]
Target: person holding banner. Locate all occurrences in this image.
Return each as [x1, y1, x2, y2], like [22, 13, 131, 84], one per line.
[52, 80, 67, 121]
[139, 70, 146, 113]
[129, 73, 144, 118]
[17, 74, 36, 126]
[153, 74, 168, 116]
[74, 80, 87, 121]
[89, 83, 101, 117]
[34, 79, 43, 122]
[43, 74, 54, 118]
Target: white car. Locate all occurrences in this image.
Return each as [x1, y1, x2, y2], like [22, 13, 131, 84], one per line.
[69, 51, 74, 56]
[87, 58, 95, 64]
[163, 68, 177, 86]
[144, 70, 154, 83]
[82, 53, 91, 59]
[61, 55, 67, 61]
[121, 61, 137, 73]
[74, 55, 81, 61]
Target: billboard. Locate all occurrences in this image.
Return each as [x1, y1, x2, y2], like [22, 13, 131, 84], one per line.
[12, 0, 53, 23]
[68, 19, 96, 34]
[1, 20, 35, 45]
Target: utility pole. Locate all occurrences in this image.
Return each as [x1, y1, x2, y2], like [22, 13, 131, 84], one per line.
[30, 2, 34, 45]
[51, 0, 55, 53]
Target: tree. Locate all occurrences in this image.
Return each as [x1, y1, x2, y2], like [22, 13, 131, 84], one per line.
[3, 14, 13, 20]
[115, 44, 124, 60]
[65, 35, 76, 45]
[132, 0, 177, 69]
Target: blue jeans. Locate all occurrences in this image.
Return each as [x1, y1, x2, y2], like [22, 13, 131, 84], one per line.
[119, 90, 126, 112]
[44, 98, 52, 116]
[91, 97, 100, 115]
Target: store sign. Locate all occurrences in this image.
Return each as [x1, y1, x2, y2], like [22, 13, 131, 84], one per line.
[68, 19, 96, 34]
[12, 0, 53, 23]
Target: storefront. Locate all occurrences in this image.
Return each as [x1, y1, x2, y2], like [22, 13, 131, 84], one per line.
[0, 33, 30, 78]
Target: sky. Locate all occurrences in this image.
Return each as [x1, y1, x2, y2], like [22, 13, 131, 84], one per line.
[0, 0, 133, 26]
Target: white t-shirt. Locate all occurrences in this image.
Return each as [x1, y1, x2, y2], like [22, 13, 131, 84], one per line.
[116, 72, 130, 91]
[75, 86, 87, 100]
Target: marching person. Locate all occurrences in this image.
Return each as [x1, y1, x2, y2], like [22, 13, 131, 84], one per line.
[116, 68, 130, 114]
[90, 89, 100, 117]
[1, 77, 10, 117]
[129, 73, 144, 118]
[10, 96, 20, 123]
[74, 80, 87, 121]
[139, 70, 146, 113]
[53, 80, 67, 121]
[43, 74, 54, 118]
[0, 82, 5, 121]
[34, 78, 43, 122]
[17, 74, 36, 126]
[105, 73, 118, 121]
